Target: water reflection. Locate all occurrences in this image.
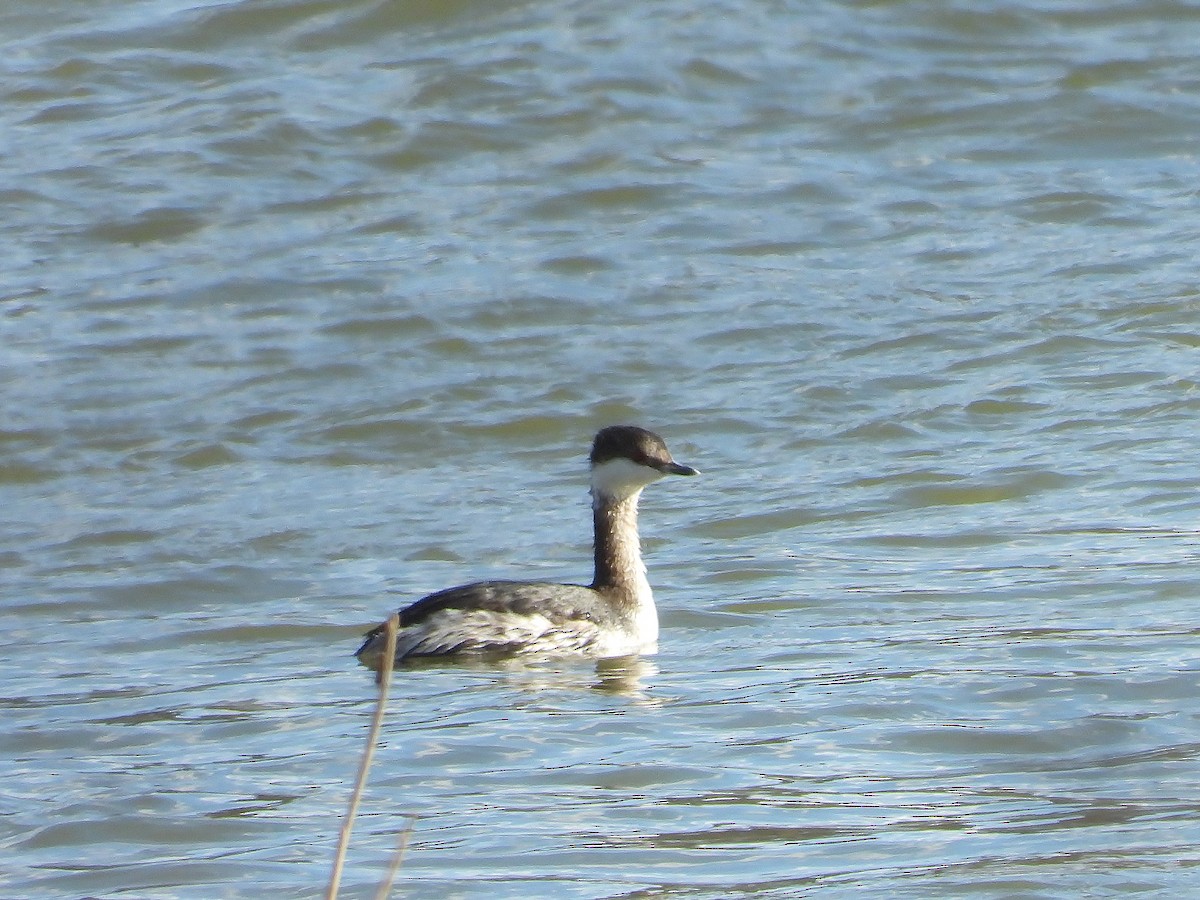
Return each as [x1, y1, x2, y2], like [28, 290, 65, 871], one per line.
[593, 655, 660, 702]
[375, 650, 663, 703]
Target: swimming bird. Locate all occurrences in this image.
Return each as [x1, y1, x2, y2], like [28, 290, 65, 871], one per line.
[355, 425, 698, 667]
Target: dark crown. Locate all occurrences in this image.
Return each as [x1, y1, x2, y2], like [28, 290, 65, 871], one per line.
[590, 425, 672, 468]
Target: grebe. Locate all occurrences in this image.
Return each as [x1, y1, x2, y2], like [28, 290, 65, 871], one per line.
[355, 425, 698, 667]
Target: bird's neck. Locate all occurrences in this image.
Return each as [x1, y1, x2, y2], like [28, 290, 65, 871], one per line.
[590, 489, 650, 603]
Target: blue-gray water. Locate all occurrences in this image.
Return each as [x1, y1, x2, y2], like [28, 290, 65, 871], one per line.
[4, 0, 1200, 897]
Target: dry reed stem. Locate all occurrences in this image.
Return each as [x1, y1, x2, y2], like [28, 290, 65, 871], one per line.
[325, 613, 399, 900]
[373, 813, 418, 900]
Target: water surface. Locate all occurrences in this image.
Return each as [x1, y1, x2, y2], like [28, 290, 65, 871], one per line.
[3, 0, 1200, 896]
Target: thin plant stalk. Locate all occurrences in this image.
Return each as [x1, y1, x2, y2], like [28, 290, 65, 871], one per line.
[325, 613, 399, 900]
[373, 814, 418, 900]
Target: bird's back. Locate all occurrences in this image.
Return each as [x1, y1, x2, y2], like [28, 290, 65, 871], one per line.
[355, 580, 624, 665]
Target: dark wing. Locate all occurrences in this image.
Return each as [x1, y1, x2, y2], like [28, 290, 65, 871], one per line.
[355, 580, 610, 661]
[396, 580, 601, 625]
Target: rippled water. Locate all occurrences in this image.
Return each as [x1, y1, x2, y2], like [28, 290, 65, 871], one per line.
[4, 0, 1200, 896]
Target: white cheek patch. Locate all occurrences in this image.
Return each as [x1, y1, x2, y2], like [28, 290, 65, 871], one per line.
[590, 457, 663, 501]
